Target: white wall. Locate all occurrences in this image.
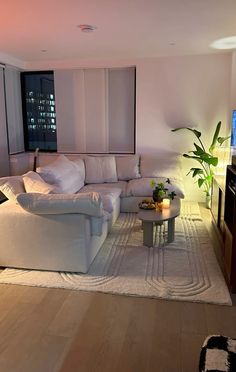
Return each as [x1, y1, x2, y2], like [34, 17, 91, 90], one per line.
[12, 53, 232, 201]
[135, 54, 232, 200]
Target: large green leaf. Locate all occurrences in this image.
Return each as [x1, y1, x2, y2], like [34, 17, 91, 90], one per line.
[200, 155, 218, 166]
[183, 153, 218, 166]
[205, 175, 213, 183]
[171, 127, 202, 139]
[183, 154, 202, 163]
[193, 143, 205, 156]
[217, 135, 231, 145]
[198, 179, 205, 188]
[209, 121, 221, 154]
[186, 167, 204, 177]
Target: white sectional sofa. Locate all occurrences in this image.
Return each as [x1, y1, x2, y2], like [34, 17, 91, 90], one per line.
[0, 154, 184, 273]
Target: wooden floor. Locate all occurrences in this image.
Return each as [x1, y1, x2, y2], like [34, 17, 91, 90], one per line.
[0, 205, 235, 372]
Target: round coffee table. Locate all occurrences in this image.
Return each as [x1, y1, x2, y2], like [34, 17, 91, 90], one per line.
[137, 198, 180, 247]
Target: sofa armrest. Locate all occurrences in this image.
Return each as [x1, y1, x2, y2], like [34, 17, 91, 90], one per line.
[16, 192, 103, 217]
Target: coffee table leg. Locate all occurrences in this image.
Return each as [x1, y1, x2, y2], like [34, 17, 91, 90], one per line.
[167, 218, 175, 243]
[143, 221, 153, 247]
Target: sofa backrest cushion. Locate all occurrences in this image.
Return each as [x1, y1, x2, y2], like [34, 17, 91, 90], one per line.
[126, 177, 185, 198]
[0, 176, 25, 200]
[84, 156, 117, 184]
[80, 181, 127, 197]
[140, 154, 182, 180]
[116, 155, 141, 180]
[37, 155, 85, 194]
[16, 192, 103, 216]
[23, 171, 55, 194]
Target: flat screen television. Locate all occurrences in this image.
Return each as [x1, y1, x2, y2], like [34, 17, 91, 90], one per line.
[231, 109, 236, 146]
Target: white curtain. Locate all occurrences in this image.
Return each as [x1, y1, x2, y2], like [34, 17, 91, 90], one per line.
[55, 69, 107, 153]
[108, 67, 135, 153]
[5, 67, 24, 154]
[0, 67, 10, 176]
[54, 67, 135, 153]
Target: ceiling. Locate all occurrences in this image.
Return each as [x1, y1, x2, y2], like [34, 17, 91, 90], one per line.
[1, 0, 236, 66]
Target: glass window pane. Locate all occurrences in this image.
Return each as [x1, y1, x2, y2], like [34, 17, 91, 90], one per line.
[21, 71, 57, 151]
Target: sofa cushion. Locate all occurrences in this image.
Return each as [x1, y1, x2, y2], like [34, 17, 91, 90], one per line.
[71, 158, 86, 183]
[80, 186, 121, 213]
[84, 156, 117, 184]
[23, 171, 55, 194]
[127, 177, 185, 198]
[37, 155, 85, 194]
[0, 176, 25, 200]
[116, 155, 141, 180]
[140, 154, 182, 180]
[16, 192, 103, 216]
[80, 181, 127, 197]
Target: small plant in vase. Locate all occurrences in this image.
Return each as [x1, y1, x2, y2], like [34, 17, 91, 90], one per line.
[150, 178, 176, 203]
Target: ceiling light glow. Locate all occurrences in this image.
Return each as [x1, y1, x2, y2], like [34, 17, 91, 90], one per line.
[211, 36, 236, 50]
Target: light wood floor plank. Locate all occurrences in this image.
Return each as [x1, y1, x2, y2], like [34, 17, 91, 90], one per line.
[47, 290, 94, 338]
[180, 302, 208, 335]
[20, 334, 70, 372]
[181, 332, 207, 372]
[60, 293, 133, 372]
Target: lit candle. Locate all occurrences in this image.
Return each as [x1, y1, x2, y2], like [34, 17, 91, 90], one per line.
[162, 198, 170, 209]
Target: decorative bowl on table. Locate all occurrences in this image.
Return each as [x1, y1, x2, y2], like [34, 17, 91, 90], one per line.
[138, 199, 155, 210]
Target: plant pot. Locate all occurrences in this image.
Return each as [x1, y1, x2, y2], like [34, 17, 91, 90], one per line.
[206, 193, 211, 209]
[152, 191, 163, 203]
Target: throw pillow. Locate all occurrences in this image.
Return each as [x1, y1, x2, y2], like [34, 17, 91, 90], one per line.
[37, 155, 85, 194]
[84, 156, 118, 184]
[116, 155, 141, 180]
[23, 171, 55, 194]
[37, 155, 71, 183]
[0, 176, 25, 200]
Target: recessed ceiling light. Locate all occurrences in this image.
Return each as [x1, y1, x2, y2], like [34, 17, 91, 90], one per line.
[211, 36, 236, 50]
[41, 49, 47, 52]
[169, 42, 176, 46]
[77, 24, 97, 32]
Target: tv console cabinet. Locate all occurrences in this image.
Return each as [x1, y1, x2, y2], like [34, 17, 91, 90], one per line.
[211, 168, 236, 293]
[222, 165, 236, 292]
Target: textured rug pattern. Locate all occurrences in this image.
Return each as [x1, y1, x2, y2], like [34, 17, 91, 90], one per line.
[0, 202, 232, 305]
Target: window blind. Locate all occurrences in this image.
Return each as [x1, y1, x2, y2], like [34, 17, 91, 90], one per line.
[54, 67, 135, 153]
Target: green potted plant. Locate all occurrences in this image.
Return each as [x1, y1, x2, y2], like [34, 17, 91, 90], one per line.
[171, 121, 230, 208]
[150, 178, 176, 202]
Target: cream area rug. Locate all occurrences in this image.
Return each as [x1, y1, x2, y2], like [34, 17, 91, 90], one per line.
[0, 202, 232, 305]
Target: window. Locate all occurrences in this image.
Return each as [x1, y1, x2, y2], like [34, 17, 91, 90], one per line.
[21, 71, 57, 151]
[21, 67, 136, 153]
